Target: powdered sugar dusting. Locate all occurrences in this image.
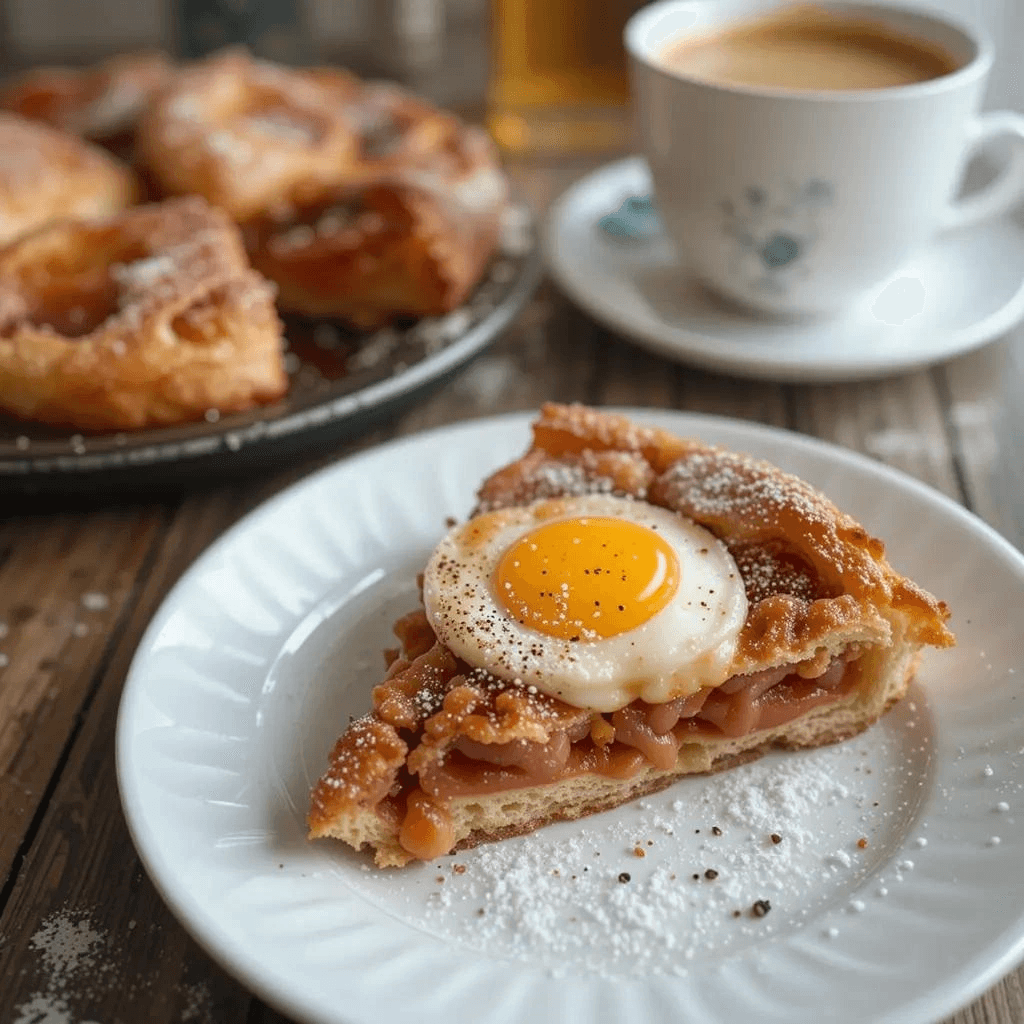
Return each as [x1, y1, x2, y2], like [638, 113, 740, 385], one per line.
[120, 254, 175, 284]
[657, 448, 877, 592]
[180, 981, 215, 1024]
[420, 754, 867, 973]
[475, 465, 615, 514]
[730, 543, 821, 605]
[12, 909, 109, 1024]
[349, 700, 934, 977]
[10, 906, 216, 1023]
[29, 910, 106, 984]
[660, 449, 821, 524]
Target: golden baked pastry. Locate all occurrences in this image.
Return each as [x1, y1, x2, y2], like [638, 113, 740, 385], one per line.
[244, 147, 507, 327]
[328, 76, 487, 180]
[0, 113, 137, 246]
[0, 196, 287, 431]
[309, 404, 954, 867]
[0, 51, 172, 149]
[136, 48, 507, 326]
[136, 49, 361, 222]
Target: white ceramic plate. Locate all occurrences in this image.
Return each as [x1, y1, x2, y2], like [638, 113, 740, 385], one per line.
[116, 410, 1024, 1024]
[546, 158, 1024, 382]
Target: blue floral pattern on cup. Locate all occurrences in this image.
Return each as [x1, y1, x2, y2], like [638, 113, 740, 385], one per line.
[599, 195, 662, 241]
[720, 180, 833, 294]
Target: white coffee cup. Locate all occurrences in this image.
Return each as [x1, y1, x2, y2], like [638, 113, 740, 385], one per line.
[625, 0, 1024, 317]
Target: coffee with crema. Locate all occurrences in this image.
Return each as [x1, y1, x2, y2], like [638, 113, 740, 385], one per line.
[658, 5, 961, 91]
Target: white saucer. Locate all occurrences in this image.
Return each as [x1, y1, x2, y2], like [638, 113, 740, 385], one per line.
[546, 157, 1024, 383]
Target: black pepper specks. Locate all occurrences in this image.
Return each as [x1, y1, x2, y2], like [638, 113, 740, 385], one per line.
[751, 899, 772, 917]
[618, 872, 631, 884]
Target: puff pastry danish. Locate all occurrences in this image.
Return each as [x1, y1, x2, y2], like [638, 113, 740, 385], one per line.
[245, 153, 506, 327]
[0, 51, 172, 151]
[309, 404, 954, 866]
[136, 49, 359, 223]
[136, 48, 507, 327]
[0, 196, 286, 431]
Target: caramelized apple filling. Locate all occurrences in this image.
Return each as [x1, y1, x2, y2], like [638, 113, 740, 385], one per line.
[416, 651, 861, 797]
[361, 610, 866, 860]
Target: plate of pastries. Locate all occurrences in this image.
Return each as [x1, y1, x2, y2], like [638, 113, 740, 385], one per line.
[0, 49, 537, 491]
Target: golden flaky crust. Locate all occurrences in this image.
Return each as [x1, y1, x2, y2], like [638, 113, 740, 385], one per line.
[136, 48, 506, 327]
[244, 160, 506, 328]
[478, 403, 954, 669]
[137, 49, 360, 223]
[0, 196, 287, 431]
[0, 113, 138, 246]
[309, 405, 954, 866]
[0, 52, 172, 145]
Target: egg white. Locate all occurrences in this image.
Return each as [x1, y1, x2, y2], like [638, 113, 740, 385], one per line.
[421, 494, 748, 712]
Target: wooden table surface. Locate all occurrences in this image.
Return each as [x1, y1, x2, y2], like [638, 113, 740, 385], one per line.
[2, 136, 1024, 1024]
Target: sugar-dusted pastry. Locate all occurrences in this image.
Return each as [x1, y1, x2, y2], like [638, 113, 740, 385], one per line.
[0, 51, 173, 148]
[244, 139, 507, 327]
[136, 48, 507, 327]
[338, 77, 485, 180]
[136, 49, 361, 222]
[309, 404, 954, 866]
[0, 196, 287, 431]
[0, 113, 137, 246]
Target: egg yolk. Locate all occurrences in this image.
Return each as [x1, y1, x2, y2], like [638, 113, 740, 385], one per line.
[493, 516, 681, 641]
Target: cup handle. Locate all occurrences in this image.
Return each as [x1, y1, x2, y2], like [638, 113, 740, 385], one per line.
[942, 111, 1024, 231]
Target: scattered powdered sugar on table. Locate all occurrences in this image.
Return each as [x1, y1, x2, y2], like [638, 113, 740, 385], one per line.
[12, 908, 110, 1024]
[180, 981, 216, 1024]
[370, 722, 932, 978]
[10, 906, 214, 1023]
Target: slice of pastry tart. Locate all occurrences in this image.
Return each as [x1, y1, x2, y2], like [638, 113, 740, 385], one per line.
[309, 404, 954, 867]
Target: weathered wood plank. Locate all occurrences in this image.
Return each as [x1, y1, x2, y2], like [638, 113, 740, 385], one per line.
[0, 487, 293, 1023]
[675, 366, 790, 427]
[787, 370, 962, 499]
[939, 329, 1024, 549]
[395, 286, 600, 435]
[936, 329, 1024, 1021]
[0, 505, 167, 885]
[593, 329, 678, 409]
[945, 969, 1024, 1024]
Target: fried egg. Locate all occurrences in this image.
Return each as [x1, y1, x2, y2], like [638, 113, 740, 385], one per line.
[421, 494, 747, 712]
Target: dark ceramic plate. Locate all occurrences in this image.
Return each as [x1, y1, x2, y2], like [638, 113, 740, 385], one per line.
[0, 205, 540, 496]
